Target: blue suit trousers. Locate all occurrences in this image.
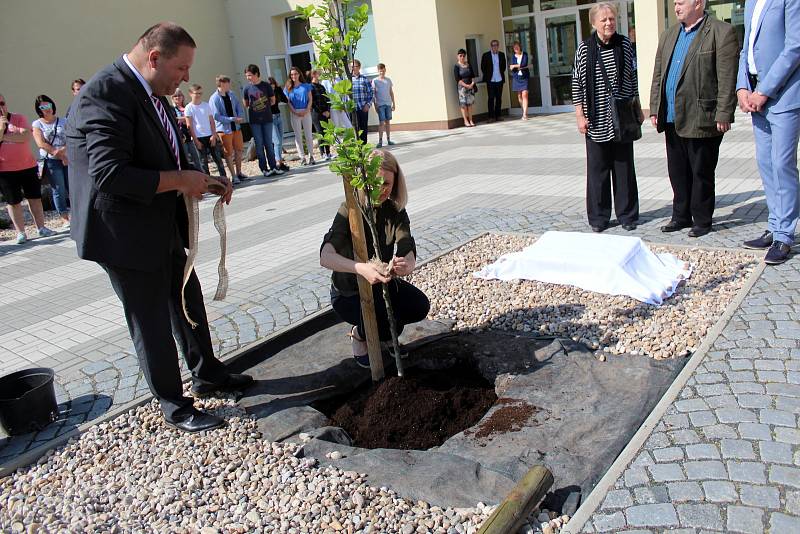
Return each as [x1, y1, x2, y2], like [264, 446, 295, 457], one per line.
[752, 107, 800, 245]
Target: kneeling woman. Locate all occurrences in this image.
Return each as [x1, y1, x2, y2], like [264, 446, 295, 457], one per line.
[320, 150, 430, 368]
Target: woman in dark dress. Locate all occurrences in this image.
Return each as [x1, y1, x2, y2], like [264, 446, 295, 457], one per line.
[453, 48, 477, 127]
[319, 150, 430, 368]
[509, 41, 530, 120]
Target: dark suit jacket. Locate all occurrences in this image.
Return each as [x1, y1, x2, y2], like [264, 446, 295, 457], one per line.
[66, 56, 192, 272]
[481, 50, 506, 83]
[649, 16, 739, 138]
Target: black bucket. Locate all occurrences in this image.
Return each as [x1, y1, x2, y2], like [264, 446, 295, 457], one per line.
[0, 368, 58, 435]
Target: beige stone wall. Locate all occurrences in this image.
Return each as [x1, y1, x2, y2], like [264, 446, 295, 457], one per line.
[0, 0, 235, 126]
[633, 0, 666, 113]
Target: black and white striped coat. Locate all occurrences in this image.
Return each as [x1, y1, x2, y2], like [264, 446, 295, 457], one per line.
[571, 36, 638, 143]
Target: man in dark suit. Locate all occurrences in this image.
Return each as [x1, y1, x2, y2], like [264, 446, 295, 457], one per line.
[66, 22, 252, 432]
[649, 0, 738, 238]
[481, 40, 506, 122]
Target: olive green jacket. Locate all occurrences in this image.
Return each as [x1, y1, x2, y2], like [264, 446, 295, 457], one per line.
[649, 15, 739, 138]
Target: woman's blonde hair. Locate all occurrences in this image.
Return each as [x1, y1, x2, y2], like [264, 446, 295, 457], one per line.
[589, 2, 619, 23]
[372, 149, 408, 210]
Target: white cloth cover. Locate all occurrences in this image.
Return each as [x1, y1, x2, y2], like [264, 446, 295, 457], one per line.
[473, 231, 692, 305]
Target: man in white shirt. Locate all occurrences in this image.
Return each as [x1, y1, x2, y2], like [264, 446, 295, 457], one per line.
[185, 84, 228, 178]
[480, 40, 507, 122]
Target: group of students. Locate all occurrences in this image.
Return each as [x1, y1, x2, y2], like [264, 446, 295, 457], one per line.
[0, 79, 87, 244]
[168, 60, 398, 181]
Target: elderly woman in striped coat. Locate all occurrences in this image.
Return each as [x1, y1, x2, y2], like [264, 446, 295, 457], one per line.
[572, 2, 643, 233]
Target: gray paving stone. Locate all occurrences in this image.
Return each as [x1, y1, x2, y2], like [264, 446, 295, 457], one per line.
[649, 464, 685, 482]
[727, 461, 766, 484]
[653, 447, 685, 463]
[707, 395, 740, 409]
[769, 465, 800, 488]
[645, 432, 671, 449]
[738, 422, 773, 440]
[685, 461, 727, 480]
[686, 444, 721, 460]
[731, 382, 765, 395]
[632, 451, 655, 467]
[759, 409, 796, 427]
[676, 399, 710, 413]
[625, 467, 650, 487]
[669, 429, 702, 445]
[667, 482, 704, 502]
[767, 383, 800, 398]
[633, 486, 669, 505]
[726, 505, 764, 534]
[592, 512, 626, 532]
[769, 512, 800, 533]
[786, 491, 800, 515]
[715, 408, 757, 424]
[664, 414, 691, 429]
[625, 504, 679, 528]
[720, 439, 756, 460]
[759, 441, 794, 464]
[702, 424, 739, 439]
[601, 489, 633, 510]
[675, 504, 722, 529]
[775, 427, 800, 444]
[702, 481, 738, 502]
[689, 410, 717, 427]
[776, 398, 800, 417]
[737, 395, 772, 409]
[739, 484, 780, 509]
[695, 384, 732, 397]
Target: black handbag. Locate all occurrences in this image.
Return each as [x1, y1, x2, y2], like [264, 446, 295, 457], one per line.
[598, 56, 642, 143]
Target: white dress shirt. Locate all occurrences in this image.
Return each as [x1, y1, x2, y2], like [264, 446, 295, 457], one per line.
[123, 54, 180, 144]
[748, 0, 769, 75]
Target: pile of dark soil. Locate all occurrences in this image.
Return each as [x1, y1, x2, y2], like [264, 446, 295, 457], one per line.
[316, 365, 497, 450]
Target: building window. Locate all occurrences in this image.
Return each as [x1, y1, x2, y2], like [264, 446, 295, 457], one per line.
[501, 0, 535, 17]
[350, 0, 380, 75]
[465, 37, 482, 79]
[287, 15, 312, 47]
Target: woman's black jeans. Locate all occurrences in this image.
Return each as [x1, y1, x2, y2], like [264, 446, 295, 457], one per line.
[332, 279, 430, 341]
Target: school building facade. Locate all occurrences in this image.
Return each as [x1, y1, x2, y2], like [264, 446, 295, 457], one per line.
[1, 0, 746, 131]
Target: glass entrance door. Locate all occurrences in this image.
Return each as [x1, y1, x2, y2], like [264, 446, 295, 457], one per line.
[541, 12, 578, 111]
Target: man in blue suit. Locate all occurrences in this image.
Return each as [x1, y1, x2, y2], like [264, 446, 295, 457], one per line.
[737, 0, 800, 264]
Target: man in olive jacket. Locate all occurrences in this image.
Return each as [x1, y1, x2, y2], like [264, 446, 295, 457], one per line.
[650, 0, 739, 237]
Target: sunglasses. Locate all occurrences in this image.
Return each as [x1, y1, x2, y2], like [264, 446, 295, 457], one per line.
[38, 103, 53, 111]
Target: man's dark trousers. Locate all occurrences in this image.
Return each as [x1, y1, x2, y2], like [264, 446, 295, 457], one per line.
[355, 109, 369, 143]
[101, 231, 227, 419]
[664, 124, 722, 229]
[486, 81, 503, 120]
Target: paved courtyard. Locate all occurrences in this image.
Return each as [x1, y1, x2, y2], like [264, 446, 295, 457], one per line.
[2, 110, 798, 531]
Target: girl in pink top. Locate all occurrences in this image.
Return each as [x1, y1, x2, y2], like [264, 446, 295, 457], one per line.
[0, 94, 54, 244]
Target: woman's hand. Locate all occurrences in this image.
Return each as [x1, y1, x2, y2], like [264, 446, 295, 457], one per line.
[390, 254, 415, 277]
[576, 115, 589, 134]
[194, 139, 203, 150]
[355, 262, 391, 285]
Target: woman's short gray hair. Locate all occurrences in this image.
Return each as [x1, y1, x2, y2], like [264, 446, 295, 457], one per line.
[589, 2, 619, 23]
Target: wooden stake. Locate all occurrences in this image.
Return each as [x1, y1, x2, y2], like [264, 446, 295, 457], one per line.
[477, 466, 554, 534]
[342, 176, 385, 382]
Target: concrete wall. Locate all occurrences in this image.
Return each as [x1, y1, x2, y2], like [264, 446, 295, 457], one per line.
[0, 0, 236, 125]
[633, 0, 666, 113]
[433, 0, 509, 124]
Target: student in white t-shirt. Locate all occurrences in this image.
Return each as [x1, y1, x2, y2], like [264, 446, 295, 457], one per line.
[184, 84, 227, 178]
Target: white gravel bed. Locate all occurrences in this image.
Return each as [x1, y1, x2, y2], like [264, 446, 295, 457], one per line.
[408, 233, 758, 360]
[0, 393, 494, 534]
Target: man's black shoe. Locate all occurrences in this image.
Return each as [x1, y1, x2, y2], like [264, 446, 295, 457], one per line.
[661, 220, 691, 233]
[191, 373, 254, 398]
[688, 226, 711, 238]
[165, 408, 225, 433]
[764, 241, 791, 265]
[591, 224, 608, 233]
[743, 231, 773, 250]
[621, 222, 637, 231]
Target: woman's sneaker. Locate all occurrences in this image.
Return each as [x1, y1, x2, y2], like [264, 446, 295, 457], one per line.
[16, 232, 27, 245]
[38, 227, 55, 238]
